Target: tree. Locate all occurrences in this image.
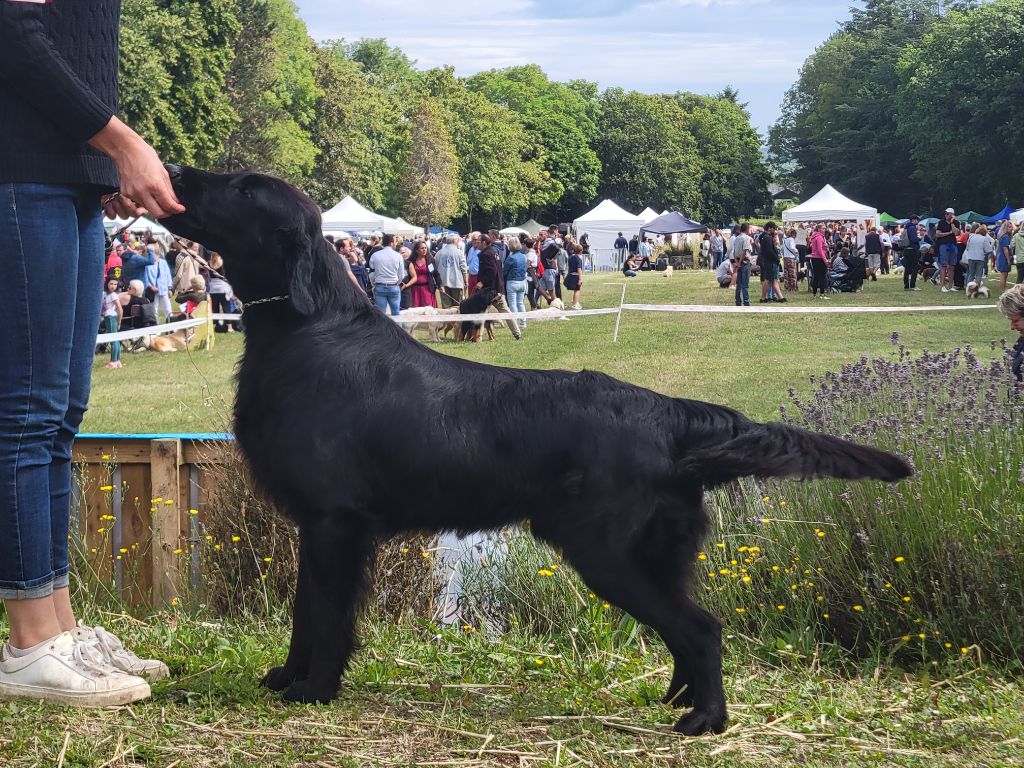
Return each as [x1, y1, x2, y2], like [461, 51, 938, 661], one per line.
[594, 89, 701, 216]
[676, 92, 771, 223]
[397, 100, 460, 229]
[896, 0, 1024, 209]
[767, 0, 937, 214]
[421, 67, 555, 227]
[217, 0, 319, 182]
[304, 44, 408, 212]
[121, 0, 240, 166]
[467, 65, 601, 220]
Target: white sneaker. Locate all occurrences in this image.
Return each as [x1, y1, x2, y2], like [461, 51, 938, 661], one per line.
[941, 287, 950, 293]
[571, 303, 582, 310]
[0, 632, 150, 707]
[72, 622, 170, 682]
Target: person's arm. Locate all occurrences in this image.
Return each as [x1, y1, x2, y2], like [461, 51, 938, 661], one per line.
[402, 262, 416, 290]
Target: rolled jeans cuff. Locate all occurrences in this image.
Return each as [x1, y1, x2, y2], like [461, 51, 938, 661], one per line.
[0, 574, 58, 600]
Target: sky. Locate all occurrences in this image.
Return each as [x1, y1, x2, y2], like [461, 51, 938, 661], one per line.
[292, 0, 853, 136]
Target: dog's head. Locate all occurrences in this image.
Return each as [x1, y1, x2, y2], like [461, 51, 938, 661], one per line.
[160, 165, 335, 315]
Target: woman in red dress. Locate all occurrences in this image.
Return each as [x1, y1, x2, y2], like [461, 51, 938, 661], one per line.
[404, 241, 438, 308]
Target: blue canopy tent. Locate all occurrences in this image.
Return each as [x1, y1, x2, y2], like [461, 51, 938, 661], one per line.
[428, 226, 459, 236]
[983, 204, 1015, 224]
[640, 211, 708, 236]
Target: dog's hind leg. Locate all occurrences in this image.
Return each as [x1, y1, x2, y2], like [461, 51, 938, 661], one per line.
[545, 510, 726, 736]
[280, 515, 376, 705]
[261, 529, 313, 691]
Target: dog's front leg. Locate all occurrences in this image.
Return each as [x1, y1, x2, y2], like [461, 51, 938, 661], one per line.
[281, 516, 375, 705]
[261, 528, 313, 691]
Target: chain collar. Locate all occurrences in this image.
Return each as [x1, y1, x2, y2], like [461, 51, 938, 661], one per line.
[242, 295, 289, 309]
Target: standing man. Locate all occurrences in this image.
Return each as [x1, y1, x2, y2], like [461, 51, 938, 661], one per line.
[0, 0, 182, 706]
[902, 215, 922, 291]
[434, 234, 469, 308]
[368, 234, 405, 316]
[335, 237, 368, 294]
[879, 227, 893, 275]
[757, 222, 786, 303]
[733, 224, 754, 307]
[465, 231, 482, 295]
[613, 231, 628, 268]
[477, 231, 522, 340]
[144, 245, 174, 321]
[935, 208, 962, 293]
[709, 229, 725, 269]
[863, 226, 883, 282]
[638, 237, 654, 270]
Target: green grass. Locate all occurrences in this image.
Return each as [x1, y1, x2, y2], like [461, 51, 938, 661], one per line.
[2, 613, 1022, 768]
[83, 269, 1009, 431]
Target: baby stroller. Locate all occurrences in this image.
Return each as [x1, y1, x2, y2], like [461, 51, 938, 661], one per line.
[829, 254, 866, 293]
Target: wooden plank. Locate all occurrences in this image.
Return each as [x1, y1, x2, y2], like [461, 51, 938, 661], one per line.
[150, 439, 183, 605]
[183, 440, 235, 466]
[120, 465, 154, 607]
[74, 440, 151, 465]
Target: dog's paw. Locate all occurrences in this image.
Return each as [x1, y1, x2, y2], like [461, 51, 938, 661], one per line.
[260, 665, 304, 692]
[281, 679, 338, 705]
[662, 684, 694, 708]
[673, 708, 727, 736]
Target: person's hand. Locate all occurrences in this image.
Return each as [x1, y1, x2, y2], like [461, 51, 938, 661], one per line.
[89, 116, 185, 220]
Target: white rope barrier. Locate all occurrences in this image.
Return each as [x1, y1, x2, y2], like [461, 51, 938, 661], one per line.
[621, 303, 1000, 315]
[388, 307, 620, 324]
[96, 317, 206, 345]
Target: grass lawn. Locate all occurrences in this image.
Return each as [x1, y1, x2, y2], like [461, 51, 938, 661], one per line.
[6, 269, 1018, 767]
[3, 614, 1022, 768]
[82, 269, 1009, 432]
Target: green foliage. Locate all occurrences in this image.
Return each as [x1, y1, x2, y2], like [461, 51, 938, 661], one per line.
[304, 44, 408, 211]
[397, 100, 461, 228]
[595, 89, 701, 216]
[896, 0, 1024, 209]
[422, 67, 554, 224]
[217, 0, 319, 181]
[676, 92, 771, 224]
[467, 65, 601, 219]
[768, 0, 935, 215]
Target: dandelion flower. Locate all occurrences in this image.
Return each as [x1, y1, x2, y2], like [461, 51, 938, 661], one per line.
[735, 607, 745, 614]
[779, 501, 787, 507]
[918, 633, 926, 640]
[99, 485, 113, 492]
[777, 605, 785, 611]
[535, 659, 544, 665]
[101, 454, 110, 460]
[97, 527, 105, 533]
[173, 548, 182, 555]
[894, 556, 905, 563]
[231, 535, 241, 542]
[762, 496, 770, 503]
[960, 647, 968, 654]
[401, 547, 409, 553]
[189, 509, 199, 516]
[902, 596, 911, 603]
[537, 569, 553, 577]
[263, 557, 272, 563]
[602, 603, 610, 610]
[761, 518, 771, 524]
[716, 542, 726, 549]
[697, 553, 707, 561]
[901, 635, 910, 642]
[816, 530, 826, 538]
[853, 605, 864, 612]
[119, 547, 128, 554]
[170, 597, 179, 606]
[742, 576, 751, 583]
[944, 643, 952, 649]
[823, 613, 830, 619]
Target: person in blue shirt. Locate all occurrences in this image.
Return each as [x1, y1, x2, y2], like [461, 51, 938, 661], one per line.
[466, 232, 482, 294]
[122, 241, 155, 286]
[144, 248, 173, 321]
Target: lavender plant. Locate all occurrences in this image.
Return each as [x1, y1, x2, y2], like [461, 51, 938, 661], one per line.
[701, 336, 1024, 665]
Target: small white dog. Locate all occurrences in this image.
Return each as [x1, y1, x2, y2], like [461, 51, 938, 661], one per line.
[892, 265, 905, 277]
[548, 297, 566, 311]
[663, 265, 674, 278]
[965, 281, 990, 299]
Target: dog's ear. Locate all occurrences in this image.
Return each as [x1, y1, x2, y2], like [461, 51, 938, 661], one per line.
[278, 225, 318, 315]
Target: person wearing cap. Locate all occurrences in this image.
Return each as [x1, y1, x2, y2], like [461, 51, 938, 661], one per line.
[935, 208, 962, 292]
[902, 215, 922, 291]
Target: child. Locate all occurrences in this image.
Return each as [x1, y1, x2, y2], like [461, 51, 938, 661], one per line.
[101, 277, 123, 369]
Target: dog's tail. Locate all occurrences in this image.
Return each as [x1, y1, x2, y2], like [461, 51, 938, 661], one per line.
[677, 419, 913, 488]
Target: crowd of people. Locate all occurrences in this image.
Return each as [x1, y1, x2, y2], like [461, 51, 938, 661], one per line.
[705, 212, 1024, 306]
[327, 225, 590, 340]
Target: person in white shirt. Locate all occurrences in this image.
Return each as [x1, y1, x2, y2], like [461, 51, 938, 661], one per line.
[964, 224, 994, 287]
[879, 228, 893, 275]
[782, 229, 799, 292]
[368, 234, 406, 316]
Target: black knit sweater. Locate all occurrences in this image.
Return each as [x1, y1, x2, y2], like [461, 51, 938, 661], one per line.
[0, 0, 120, 189]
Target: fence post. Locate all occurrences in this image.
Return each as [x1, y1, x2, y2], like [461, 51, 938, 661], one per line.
[150, 438, 183, 605]
[613, 283, 627, 343]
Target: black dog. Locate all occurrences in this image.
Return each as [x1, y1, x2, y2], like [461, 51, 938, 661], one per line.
[457, 288, 501, 342]
[160, 166, 912, 736]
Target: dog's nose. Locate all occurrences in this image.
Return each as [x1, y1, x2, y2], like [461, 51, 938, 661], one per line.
[164, 164, 182, 180]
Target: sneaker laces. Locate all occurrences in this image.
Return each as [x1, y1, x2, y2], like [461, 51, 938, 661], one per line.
[66, 636, 117, 677]
[87, 625, 144, 668]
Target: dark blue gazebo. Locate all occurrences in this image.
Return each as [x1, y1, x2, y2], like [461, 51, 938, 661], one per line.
[640, 211, 708, 236]
[983, 204, 1015, 224]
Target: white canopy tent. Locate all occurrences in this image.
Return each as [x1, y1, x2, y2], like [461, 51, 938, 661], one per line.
[782, 184, 878, 225]
[321, 196, 387, 234]
[639, 207, 659, 224]
[104, 216, 170, 237]
[1010, 208, 1024, 225]
[499, 226, 528, 236]
[573, 200, 644, 270]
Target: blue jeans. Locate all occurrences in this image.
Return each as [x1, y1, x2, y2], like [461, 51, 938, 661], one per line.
[374, 284, 401, 316]
[0, 184, 104, 599]
[105, 316, 121, 362]
[966, 260, 985, 286]
[505, 280, 527, 328]
[938, 244, 959, 268]
[735, 263, 751, 305]
[623, 270, 638, 277]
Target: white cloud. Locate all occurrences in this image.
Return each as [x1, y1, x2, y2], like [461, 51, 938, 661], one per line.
[294, 0, 850, 131]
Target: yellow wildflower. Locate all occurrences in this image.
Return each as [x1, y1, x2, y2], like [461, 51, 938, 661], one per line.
[99, 485, 113, 492]
[894, 556, 905, 563]
[853, 605, 864, 612]
[231, 535, 240, 542]
[263, 557, 272, 563]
